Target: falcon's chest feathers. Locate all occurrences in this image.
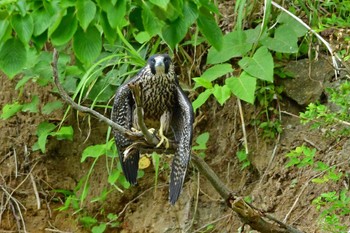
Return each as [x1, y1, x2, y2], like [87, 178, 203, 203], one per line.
[134, 55, 176, 128]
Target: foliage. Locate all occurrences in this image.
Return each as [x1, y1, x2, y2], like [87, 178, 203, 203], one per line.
[300, 81, 350, 137]
[236, 150, 250, 170]
[285, 145, 316, 168]
[312, 190, 350, 233]
[192, 11, 307, 110]
[192, 132, 210, 158]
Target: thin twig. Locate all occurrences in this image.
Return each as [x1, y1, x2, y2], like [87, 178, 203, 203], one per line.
[30, 173, 41, 209]
[237, 99, 249, 154]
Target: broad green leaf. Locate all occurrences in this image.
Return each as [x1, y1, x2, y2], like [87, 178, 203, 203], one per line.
[192, 132, 209, 150]
[161, 1, 197, 49]
[42, 101, 63, 114]
[207, 30, 252, 64]
[192, 88, 212, 112]
[108, 168, 121, 184]
[212, 84, 231, 105]
[0, 18, 10, 42]
[11, 14, 34, 44]
[36, 122, 56, 153]
[73, 25, 102, 65]
[81, 144, 106, 162]
[92, 223, 107, 233]
[79, 216, 97, 228]
[225, 72, 256, 104]
[150, 0, 169, 9]
[261, 25, 298, 53]
[278, 12, 307, 37]
[22, 95, 39, 113]
[193, 77, 212, 89]
[50, 126, 74, 140]
[76, 0, 96, 31]
[135, 31, 151, 44]
[51, 8, 78, 46]
[106, 0, 127, 29]
[100, 11, 116, 44]
[32, 8, 52, 36]
[197, 7, 222, 51]
[238, 46, 273, 82]
[0, 38, 27, 78]
[1, 102, 23, 120]
[193, 63, 233, 89]
[142, 3, 164, 36]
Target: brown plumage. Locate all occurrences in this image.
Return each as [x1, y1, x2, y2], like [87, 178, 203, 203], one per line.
[111, 54, 193, 204]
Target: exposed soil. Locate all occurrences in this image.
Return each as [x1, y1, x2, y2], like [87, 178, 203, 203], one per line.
[1, 52, 350, 233]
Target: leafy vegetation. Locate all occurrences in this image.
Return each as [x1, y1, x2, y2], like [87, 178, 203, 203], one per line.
[1, 0, 350, 231]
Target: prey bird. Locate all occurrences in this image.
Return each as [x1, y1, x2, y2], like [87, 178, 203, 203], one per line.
[111, 54, 194, 204]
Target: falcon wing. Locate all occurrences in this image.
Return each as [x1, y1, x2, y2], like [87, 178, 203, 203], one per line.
[111, 80, 139, 185]
[169, 84, 194, 204]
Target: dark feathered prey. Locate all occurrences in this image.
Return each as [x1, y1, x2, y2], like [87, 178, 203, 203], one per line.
[111, 54, 194, 204]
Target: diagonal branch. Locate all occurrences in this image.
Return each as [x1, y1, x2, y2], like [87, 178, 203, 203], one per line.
[51, 49, 143, 140]
[52, 49, 305, 233]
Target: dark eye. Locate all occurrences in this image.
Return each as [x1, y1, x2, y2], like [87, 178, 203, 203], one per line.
[150, 58, 156, 65]
[164, 56, 170, 65]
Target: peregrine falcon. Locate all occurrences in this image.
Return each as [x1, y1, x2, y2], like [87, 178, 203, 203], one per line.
[111, 54, 194, 204]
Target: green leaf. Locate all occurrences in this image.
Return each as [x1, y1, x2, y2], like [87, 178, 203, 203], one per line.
[36, 122, 57, 153]
[261, 25, 299, 53]
[22, 95, 39, 113]
[194, 63, 233, 89]
[51, 8, 78, 46]
[11, 14, 34, 44]
[212, 84, 231, 105]
[50, 126, 74, 141]
[0, 38, 27, 78]
[108, 168, 121, 184]
[42, 101, 63, 114]
[238, 46, 273, 82]
[197, 7, 222, 51]
[161, 1, 198, 49]
[32, 8, 52, 36]
[193, 77, 213, 89]
[106, 0, 127, 29]
[150, 0, 169, 9]
[1, 102, 23, 120]
[278, 13, 307, 37]
[207, 30, 252, 64]
[192, 132, 209, 150]
[76, 0, 96, 31]
[142, 3, 164, 36]
[81, 144, 106, 162]
[79, 216, 97, 228]
[73, 25, 102, 65]
[134, 31, 151, 44]
[92, 223, 107, 233]
[100, 11, 116, 44]
[192, 88, 212, 112]
[0, 18, 10, 41]
[226, 72, 256, 104]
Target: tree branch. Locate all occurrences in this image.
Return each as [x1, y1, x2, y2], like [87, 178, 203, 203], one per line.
[51, 49, 305, 233]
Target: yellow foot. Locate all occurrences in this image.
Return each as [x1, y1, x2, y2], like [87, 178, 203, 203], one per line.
[156, 125, 170, 148]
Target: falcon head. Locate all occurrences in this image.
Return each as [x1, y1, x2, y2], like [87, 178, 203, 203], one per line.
[148, 54, 172, 75]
